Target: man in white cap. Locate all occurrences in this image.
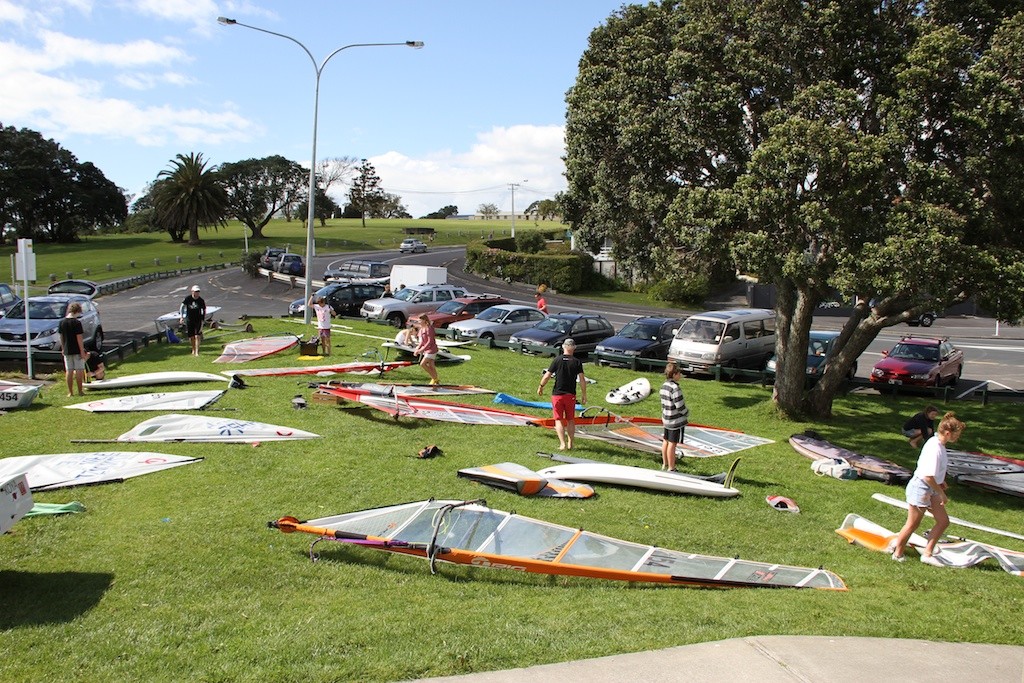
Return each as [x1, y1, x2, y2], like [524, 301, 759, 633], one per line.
[537, 338, 587, 450]
[179, 285, 207, 356]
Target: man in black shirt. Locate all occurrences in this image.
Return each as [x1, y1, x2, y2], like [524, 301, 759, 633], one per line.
[902, 405, 939, 449]
[537, 338, 587, 450]
[179, 285, 207, 356]
[58, 302, 89, 396]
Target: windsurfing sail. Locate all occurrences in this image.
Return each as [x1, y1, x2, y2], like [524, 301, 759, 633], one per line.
[221, 361, 411, 377]
[65, 390, 226, 412]
[837, 513, 1024, 577]
[269, 499, 846, 590]
[111, 414, 319, 443]
[324, 381, 494, 397]
[84, 371, 234, 391]
[946, 449, 1024, 498]
[0, 452, 201, 491]
[493, 392, 583, 412]
[382, 341, 469, 362]
[789, 433, 912, 484]
[0, 383, 41, 410]
[1, 473, 33, 534]
[318, 386, 544, 426]
[548, 408, 773, 458]
[871, 493, 1024, 542]
[213, 335, 300, 363]
[457, 462, 595, 498]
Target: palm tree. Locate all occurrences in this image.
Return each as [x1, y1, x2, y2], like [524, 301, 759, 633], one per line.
[153, 152, 227, 245]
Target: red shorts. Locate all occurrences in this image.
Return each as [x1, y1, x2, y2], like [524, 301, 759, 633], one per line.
[551, 394, 577, 421]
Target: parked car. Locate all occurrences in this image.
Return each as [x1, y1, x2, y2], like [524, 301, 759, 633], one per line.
[668, 308, 776, 375]
[449, 305, 548, 341]
[870, 336, 964, 387]
[360, 283, 469, 327]
[423, 294, 511, 328]
[289, 282, 387, 317]
[275, 253, 305, 276]
[594, 316, 683, 367]
[764, 330, 857, 384]
[0, 294, 103, 351]
[907, 311, 938, 327]
[509, 312, 615, 355]
[0, 283, 21, 318]
[323, 259, 390, 282]
[259, 247, 286, 269]
[398, 238, 428, 254]
[47, 279, 99, 298]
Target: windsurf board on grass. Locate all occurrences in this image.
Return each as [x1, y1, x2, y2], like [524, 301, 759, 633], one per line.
[457, 462, 595, 498]
[321, 381, 493, 397]
[0, 383, 41, 410]
[836, 513, 1024, 576]
[871, 492, 1024, 542]
[84, 371, 235, 391]
[214, 335, 299, 363]
[223, 361, 412, 378]
[1, 473, 33, 534]
[0, 452, 201, 491]
[382, 341, 469, 362]
[536, 462, 740, 498]
[605, 377, 651, 406]
[789, 433, 912, 484]
[65, 390, 226, 412]
[155, 306, 221, 328]
[110, 414, 319, 443]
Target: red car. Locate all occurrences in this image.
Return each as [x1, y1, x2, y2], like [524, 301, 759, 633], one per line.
[870, 336, 964, 387]
[423, 294, 510, 328]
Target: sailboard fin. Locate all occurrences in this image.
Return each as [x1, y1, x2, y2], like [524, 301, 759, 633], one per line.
[724, 457, 741, 489]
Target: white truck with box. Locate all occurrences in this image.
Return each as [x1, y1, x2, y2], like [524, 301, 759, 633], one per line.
[389, 265, 447, 294]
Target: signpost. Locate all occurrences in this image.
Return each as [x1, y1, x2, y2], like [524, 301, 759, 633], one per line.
[14, 239, 36, 377]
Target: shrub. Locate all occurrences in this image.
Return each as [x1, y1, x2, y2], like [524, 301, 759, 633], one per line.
[648, 273, 710, 307]
[514, 231, 547, 254]
[241, 251, 262, 277]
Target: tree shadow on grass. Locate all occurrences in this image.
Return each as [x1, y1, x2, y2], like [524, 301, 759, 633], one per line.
[0, 571, 113, 630]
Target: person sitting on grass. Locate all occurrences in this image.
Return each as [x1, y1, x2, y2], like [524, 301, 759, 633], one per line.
[903, 405, 939, 449]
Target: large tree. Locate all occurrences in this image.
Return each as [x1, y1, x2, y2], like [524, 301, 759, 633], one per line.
[152, 152, 227, 245]
[564, 0, 1024, 418]
[218, 155, 307, 239]
[348, 159, 385, 228]
[0, 125, 126, 244]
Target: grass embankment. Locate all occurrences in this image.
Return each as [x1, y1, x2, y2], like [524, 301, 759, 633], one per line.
[1, 317, 1021, 682]
[0, 218, 565, 294]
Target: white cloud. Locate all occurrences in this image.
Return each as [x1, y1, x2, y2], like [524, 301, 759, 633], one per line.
[368, 124, 568, 218]
[0, 0, 28, 24]
[116, 70, 195, 90]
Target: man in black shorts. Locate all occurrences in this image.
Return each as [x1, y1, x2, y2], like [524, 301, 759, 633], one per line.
[58, 302, 89, 396]
[179, 285, 207, 356]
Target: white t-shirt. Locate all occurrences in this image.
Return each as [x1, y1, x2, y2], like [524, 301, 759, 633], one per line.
[313, 303, 331, 330]
[914, 435, 948, 485]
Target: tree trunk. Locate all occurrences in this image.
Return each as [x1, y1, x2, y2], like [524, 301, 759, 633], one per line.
[773, 284, 818, 417]
[804, 301, 881, 418]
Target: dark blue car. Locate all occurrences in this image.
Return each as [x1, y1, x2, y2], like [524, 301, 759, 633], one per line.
[508, 312, 615, 355]
[594, 316, 683, 367]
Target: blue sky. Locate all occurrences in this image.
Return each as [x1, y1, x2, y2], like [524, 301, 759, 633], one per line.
[0, 0, 630, 218]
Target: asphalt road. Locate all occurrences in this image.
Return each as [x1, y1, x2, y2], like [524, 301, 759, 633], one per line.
[94, 247, 1024, 393]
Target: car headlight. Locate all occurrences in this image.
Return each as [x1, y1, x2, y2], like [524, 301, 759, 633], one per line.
[621, 349, 640, 356]
[701, 352, 717, 361]
[509, 336, 520, 344]
[39, 326, 59, 338]
[871, 368, 884, 377]
[806, 366, 818, 375]
[460, 329, 478, 338]
[766, 359, 776, 371]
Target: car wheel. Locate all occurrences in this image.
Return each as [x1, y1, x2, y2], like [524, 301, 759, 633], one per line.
[386, 312, 405, 328]
[951, 365, 962, 386]
[723, 359, 739, 380]
[920, 314, 934, 327]
[90, 327, 104, 351]
[480, 333, 494, 340]
[847, 362, 858, 380]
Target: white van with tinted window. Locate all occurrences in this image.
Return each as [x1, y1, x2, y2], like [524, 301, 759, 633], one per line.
[667, 309, 776, 375]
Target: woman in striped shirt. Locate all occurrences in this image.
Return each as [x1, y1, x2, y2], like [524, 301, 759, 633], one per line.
[660, 362, 689, 471]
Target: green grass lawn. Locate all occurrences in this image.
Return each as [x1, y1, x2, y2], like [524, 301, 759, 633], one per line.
[2, 316, 1021, 682]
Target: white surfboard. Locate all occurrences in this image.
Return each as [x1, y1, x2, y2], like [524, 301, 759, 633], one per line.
[536, 462, 739, 498]
[84, 371, 234, 391]
[605, 377, 651, 405]
[1, 473, 33, 534]
[155, 306, 222, 325]
[65, 390, 226, 412]
[0, 383, 41, 410]
[381, 341, 470, 361]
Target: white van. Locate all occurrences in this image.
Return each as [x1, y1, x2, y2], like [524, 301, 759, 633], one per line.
[667, 309, 776, 375]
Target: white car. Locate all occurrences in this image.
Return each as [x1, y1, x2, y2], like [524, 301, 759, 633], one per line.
[0, 294, 103, 351]
[398, 239, 427, 254]
[449, 304, 547, 341]
[360, 283, 468, 327]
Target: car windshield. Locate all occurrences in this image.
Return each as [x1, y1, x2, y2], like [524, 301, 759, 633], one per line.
[392, 288, 417, 302]
[889, 343, 939, 362]
[534, 318, 573, 334]
[808, 337, 834, 356]
[618, 321, 661, 340]
[675, 319, 724, 343]
[435, 301, 464, 314]
[49, 282, 96, 295]
[5, 300, 66, 319]
[476, 307, 508, 322]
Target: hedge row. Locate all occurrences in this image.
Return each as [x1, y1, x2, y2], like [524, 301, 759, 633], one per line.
[465, 238, 593, 293]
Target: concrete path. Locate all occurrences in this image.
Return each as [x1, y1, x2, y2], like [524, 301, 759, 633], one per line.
[417, 636, 1024, 682]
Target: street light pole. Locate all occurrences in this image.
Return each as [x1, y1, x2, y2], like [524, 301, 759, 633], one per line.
[217, 17, 423, 323]
[508, 180, 527, 238]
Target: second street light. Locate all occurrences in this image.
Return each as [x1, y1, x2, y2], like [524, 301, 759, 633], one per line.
[217, 17, 423, 323]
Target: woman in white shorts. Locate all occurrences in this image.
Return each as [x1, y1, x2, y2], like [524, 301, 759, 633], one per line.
[889, 412, 966, 565]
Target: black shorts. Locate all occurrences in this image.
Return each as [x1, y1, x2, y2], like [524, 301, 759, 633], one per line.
[663, 426, 685, 444]
[185, 317, 204, 337]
